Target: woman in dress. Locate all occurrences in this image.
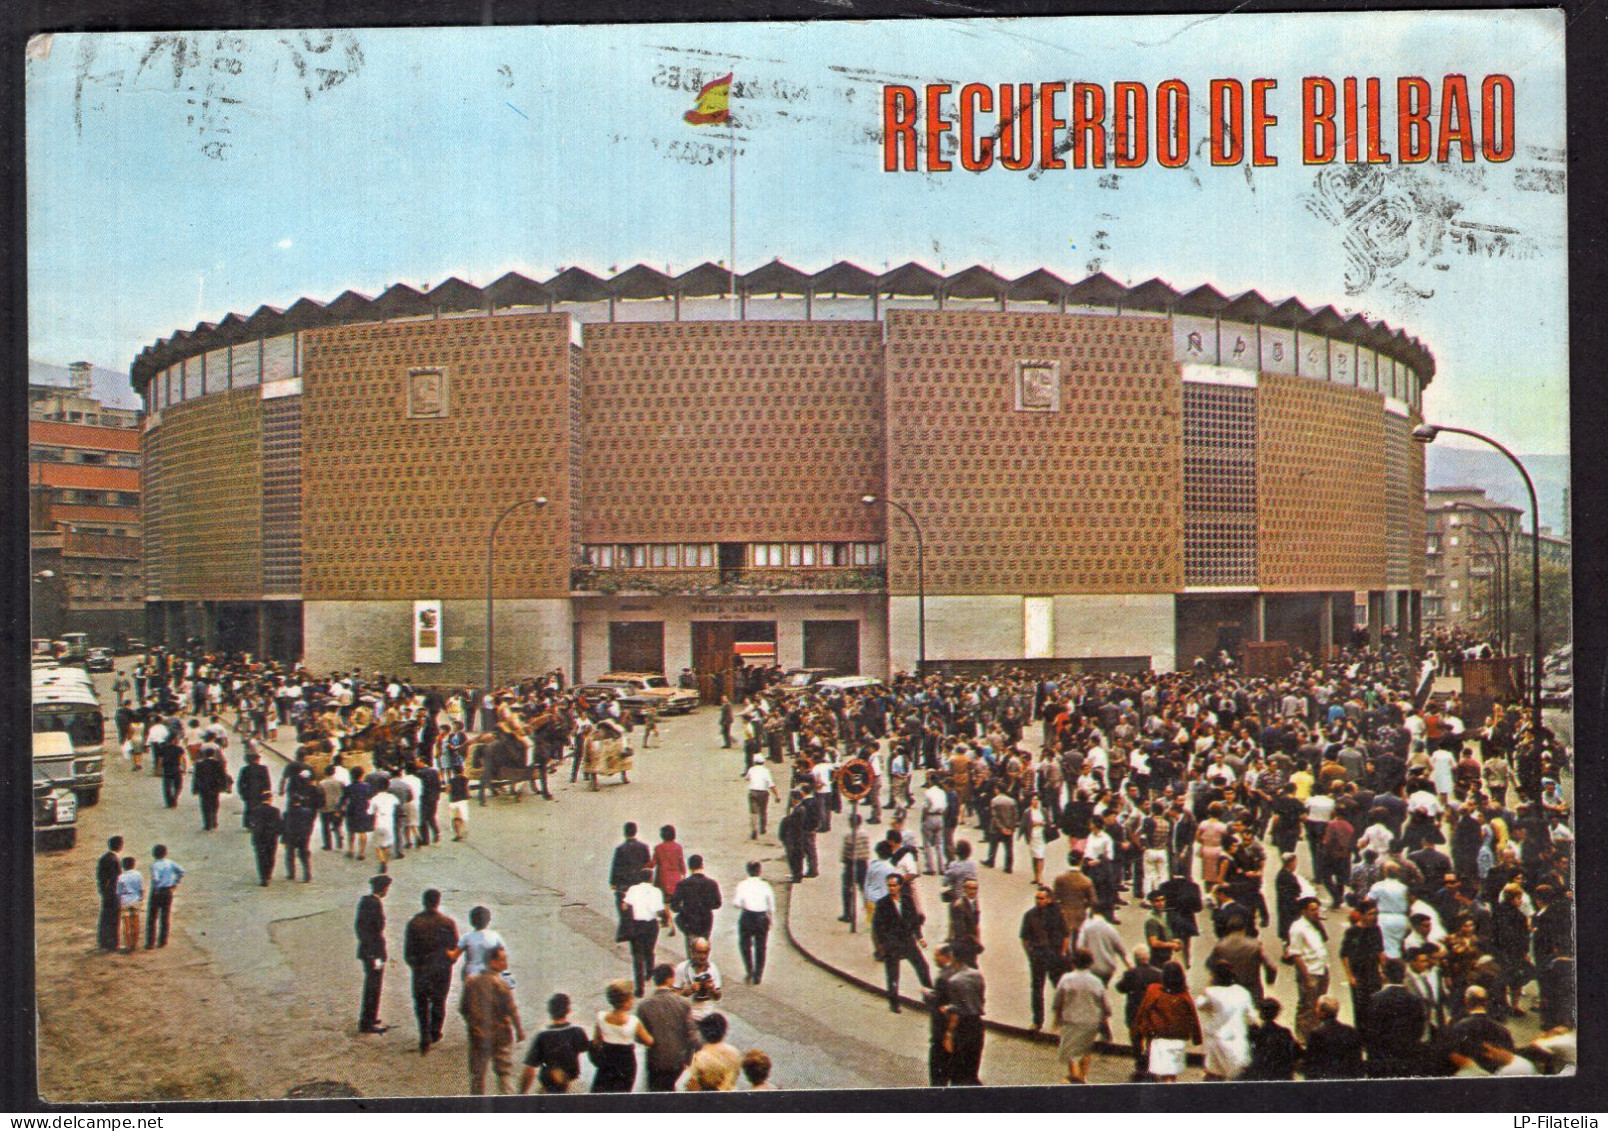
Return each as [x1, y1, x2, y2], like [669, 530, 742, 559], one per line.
[1051, 949, 1111, 1084]
[1132, 961, 1201, 1082]
[1195, 960, 1254, 1081]
[1196, 802, 1229, 886]
[651, 824, 687, 920]
[1024, 795, 1049, 885]
[591, 979, 652, 1093]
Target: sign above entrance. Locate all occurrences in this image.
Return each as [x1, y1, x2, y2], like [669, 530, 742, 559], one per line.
[688, 601, 778, 615]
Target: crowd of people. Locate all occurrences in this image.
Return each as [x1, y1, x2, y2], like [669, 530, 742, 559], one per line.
[96, 648, 786, 1094]
[725, 630, 1575, 1083]
[91, 630, 1575, 1090]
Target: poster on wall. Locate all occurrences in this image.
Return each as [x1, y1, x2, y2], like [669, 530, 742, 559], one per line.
[20, 5, 1582, 1109]
[413, 599, 442, 663]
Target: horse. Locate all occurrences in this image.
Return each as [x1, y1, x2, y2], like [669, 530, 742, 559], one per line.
[467, 730, 536, 804]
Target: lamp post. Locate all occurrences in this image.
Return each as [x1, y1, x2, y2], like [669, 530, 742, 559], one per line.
[485, 496, 548, 695]
[1413, 423, 1543, 799]
[1450, 501, 1514, 655]
[862, 494, 924, 675]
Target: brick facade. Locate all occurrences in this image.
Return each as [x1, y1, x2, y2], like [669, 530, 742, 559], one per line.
[145, 389, 263, 600]
[883, 310, 1183, 596]
[1255, 373, 1388, 591]
[579, 321, 885, 543]
[300, 314, 574, 601]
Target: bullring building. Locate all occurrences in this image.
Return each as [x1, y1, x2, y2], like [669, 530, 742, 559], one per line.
[131, 262, 1429, 688]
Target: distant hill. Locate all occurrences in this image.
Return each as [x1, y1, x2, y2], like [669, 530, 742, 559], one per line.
[1426, 447, 1570, 536]
[29, 358, 140, 410]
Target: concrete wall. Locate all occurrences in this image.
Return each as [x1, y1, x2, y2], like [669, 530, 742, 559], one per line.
[572, 594, 886, 683]
[304, 598, 571, 687]
[890, 593, 1177, 674]
[1052, 593, 1177, 672]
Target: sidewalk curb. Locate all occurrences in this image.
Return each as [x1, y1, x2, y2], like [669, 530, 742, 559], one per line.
[779, 877, 1138, 1056]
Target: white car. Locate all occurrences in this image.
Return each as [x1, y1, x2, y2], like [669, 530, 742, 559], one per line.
[816, 675, 884, 694]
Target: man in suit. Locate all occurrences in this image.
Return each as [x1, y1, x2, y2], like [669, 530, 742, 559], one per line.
[1363, 958, 1428, 1076]
[874, 873, 932, 1012]
[281, 792, 317, 882]
[1303, 996, 1365, 1079]
[609, 822, 651, 938]
[237, 749, 271, 830]
[356, 874, 393, 1033]
[1273, 852, 1308, 941]
[403, 888, 460, 1053]
[249, 794, 283, 886]
[1208, 912, 1277, 1005]
[637, 964, 699, 1091]
[1114, 945, 1164, 1078]
[670, 854, 722, 960]
[96, 836, 124, 950]
[1442, 985, 1515, 1069]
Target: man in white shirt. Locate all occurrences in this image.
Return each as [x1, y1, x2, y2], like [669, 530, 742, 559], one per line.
[368, 787, 399, 874]
[733, 861, 777, 985]
[458, 905, 508, 979]
[672, 936, 724, 1021]
[919, 778, 948, 875]
[745, 760, 780, 840]
[810, 755, 838, 833]
[1285, 896, 1330, 1042]
[622, 867, 669, 997]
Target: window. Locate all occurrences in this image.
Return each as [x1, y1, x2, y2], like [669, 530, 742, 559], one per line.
[785, 543, 816, 567]
[825, 543, 850, 566]
[624, 545, 647, 568]
[1449, 579, 1459, 589]
[1426, 534, 1441, 554]
[751, 544, 783, 568]
[588, 545, 615, 568]
[851, 542, 884, 566]
[684, 544, 714, 568]
[648, 544, 675, 569]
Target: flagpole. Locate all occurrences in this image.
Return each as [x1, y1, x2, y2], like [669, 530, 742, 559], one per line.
[729, 116, 737, 320]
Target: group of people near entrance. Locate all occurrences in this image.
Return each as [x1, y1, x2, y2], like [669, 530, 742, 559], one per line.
[749, 632, 1575, 1083]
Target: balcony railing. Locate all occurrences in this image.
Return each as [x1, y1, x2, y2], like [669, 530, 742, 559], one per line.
[571, 564, 886, 596]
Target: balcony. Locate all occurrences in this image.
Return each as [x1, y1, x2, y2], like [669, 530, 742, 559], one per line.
[571, 564, 887, 597]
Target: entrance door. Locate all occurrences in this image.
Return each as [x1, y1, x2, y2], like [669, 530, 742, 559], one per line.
[608, 621, 664, 674]
[804, 620, 860, 675]
[692, 622, 737, 703]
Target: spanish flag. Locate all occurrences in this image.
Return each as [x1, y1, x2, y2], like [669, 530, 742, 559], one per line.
[683, 72, 733, 125]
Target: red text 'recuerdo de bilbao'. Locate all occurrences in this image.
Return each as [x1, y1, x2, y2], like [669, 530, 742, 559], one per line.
[883, 75, 1517, 172]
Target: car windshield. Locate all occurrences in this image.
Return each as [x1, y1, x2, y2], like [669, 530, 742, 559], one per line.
[642, 677, 669, 689]
[33, 705, 104, 746]
[780, 672, 817, 687]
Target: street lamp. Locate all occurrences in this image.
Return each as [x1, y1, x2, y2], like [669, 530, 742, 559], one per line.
[862, 494, 925, 674]
[1413, 422, 1543, 798]
[485, 496, 548, 695]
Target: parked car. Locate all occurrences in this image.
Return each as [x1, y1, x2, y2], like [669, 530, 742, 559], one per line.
[772, 668, 837, 696]
[85, 647, 115, 673]
[34, 763, 78, 850]
[816, 675, 884, 694]
[585, 672, 700, 715]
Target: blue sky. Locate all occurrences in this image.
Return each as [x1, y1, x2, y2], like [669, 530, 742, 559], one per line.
[26, 12, 1568, 453]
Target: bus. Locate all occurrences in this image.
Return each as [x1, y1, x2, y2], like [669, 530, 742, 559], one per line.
[31, 681, 105, 806]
